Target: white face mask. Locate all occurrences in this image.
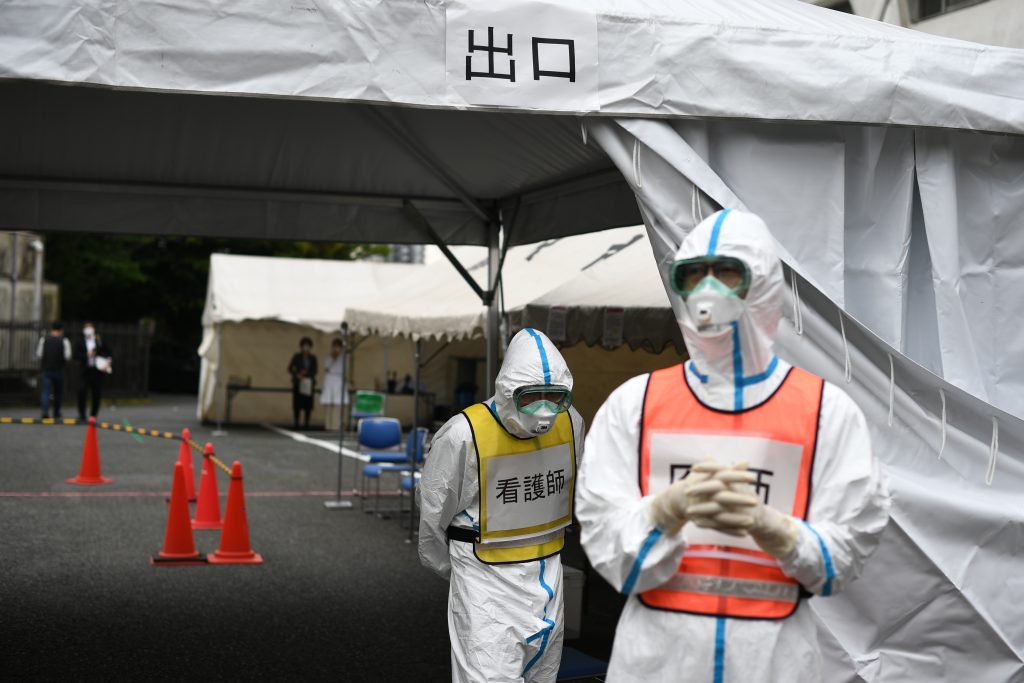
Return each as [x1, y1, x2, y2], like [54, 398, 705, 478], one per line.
[83, 327, 95, 338]
[516, 405, 558, 435]
[685, 276, 746, 332]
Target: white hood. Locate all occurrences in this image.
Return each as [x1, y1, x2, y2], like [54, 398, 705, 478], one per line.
[492, 328, 573, 439]
[672, 209, 785, 405]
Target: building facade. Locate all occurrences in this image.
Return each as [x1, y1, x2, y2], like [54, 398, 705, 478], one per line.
[808, 0, 1024, 49]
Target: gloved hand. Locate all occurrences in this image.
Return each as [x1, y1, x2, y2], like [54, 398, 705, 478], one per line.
[689, 465, 759, 537]
[648, 460, 729, 535]
[704, 463, 799, 557]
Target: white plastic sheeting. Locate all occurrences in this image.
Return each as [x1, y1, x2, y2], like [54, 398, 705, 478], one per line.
[3, 0, 1022, 131]
[589, 118, 1024, 680]
[2, 0, 1024, 246]
[344, 225, 647, 341]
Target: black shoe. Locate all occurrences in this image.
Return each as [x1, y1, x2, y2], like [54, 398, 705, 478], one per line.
[54, 413, 62, 419]
[77, 414, 86, 421]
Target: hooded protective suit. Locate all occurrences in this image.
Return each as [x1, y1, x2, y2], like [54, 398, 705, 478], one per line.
[419, 328, 586, 683]
[576, 209, 890, 682]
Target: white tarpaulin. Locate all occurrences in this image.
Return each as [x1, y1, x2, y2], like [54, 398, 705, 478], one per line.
[591, 117, 1024, 680]
[1, 0, 1023, 245]
[344, 225, 648, 341]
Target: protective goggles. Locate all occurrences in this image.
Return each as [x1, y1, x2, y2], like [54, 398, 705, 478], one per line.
[512, 385, 573, 415]
[669, 256, 751, 299]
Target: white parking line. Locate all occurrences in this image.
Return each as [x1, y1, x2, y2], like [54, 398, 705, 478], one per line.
[260, 424, 369, 461]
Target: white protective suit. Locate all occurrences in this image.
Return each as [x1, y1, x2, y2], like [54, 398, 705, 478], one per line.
[419, 328, 586, 683]
[576, 209, 891, 683]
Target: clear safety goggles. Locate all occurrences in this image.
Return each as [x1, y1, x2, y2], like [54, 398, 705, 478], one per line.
[669, 256, 751, 299]
[513, 385, 573, 415]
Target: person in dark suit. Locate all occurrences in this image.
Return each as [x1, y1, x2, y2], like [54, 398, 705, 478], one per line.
[36, 321, 72, 419]
[288, 337, 318, 430]
[73, 321, 112, 420]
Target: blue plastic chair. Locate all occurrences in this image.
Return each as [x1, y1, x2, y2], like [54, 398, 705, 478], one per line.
[398, 473, 422, 531]
[358, 417, 405, 464]
[361, 426, 428, 515]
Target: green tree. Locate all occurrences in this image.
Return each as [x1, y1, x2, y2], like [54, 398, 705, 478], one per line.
[43, 233, 390, 391]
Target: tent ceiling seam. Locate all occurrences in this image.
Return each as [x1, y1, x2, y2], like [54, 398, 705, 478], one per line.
[364, 108, 494, 224]
[0, 176, 471, 210]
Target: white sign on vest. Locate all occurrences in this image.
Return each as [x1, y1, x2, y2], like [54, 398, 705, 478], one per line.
[648, 431, 804, 552]
[482, 442, 573, 543]
[445, 0, 599, 111]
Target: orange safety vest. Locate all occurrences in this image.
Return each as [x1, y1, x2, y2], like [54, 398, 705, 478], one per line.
[639, 364, 823, 620]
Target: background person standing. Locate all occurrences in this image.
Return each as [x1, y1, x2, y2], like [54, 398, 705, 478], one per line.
[320, 338, 346, 431]
[36, 321, 72, 419]
[288, 336, 317, 430]
[74, 321, 112, 420]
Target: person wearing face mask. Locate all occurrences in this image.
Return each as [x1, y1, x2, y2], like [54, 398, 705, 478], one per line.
[418, 328, 585, 683]
[74, 321, 112, 421]
[288, 337, 318, 430]
[575, 209, 890, 682]
[320, 338, 346, 431]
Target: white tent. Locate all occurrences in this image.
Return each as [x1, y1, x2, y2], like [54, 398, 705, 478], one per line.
[345, 225, 648, 341]
[4, 0, 1024, 677]
[198, 253, 420, 421]
[517, 229, 682, 354]
[346, 225, 685, 425]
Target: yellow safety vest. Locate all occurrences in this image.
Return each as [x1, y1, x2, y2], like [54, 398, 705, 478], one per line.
[462, 402, 576, 564]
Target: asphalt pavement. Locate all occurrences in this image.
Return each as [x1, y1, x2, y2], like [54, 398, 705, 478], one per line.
[0, 395, 619, 681]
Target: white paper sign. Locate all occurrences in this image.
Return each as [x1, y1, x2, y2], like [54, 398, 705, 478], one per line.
[445, 0, 599, 111]
[648, 431, 804, 552]
[546, 305, 567, 342]
[483, 443, 572, 541]
[602, 306, 624, 348]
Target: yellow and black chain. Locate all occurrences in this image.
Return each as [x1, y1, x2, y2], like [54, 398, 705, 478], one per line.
[1, 416, 233, 473]
[0, 416, 176, 439]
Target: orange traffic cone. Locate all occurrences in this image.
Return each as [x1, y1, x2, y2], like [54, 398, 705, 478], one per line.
[178, 428, 197, 502]
[192, 444, 222, 530]
[66, 417, 113, 485]
[207, 461, 263, 565]
[151, 462, 205, 565]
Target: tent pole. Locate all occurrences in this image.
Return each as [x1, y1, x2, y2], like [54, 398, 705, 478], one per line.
[325, 322, 353, 510]
[486, 220, 500, 396]
[407, 338, 423, 542]
[212, 322, 228, 436]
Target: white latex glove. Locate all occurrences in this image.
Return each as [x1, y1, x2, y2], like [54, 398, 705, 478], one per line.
[689, 465, 759, 537]
[648, 460, 728, 535]
[706, 463, 799, 557]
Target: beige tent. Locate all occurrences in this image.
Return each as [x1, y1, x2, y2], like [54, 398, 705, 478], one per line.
[197, 253, 422, 426]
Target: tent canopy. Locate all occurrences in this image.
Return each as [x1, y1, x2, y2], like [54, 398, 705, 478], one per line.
[201, 253, 419, 332]
[2, 0, 1022, 245]
[344, 225, 650, 340]
[518, 228, 683, 353]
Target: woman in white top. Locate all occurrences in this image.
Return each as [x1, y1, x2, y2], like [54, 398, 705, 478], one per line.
[320, 338, 346, 431]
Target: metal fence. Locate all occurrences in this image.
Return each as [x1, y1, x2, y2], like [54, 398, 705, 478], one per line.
[0, 320, 154, 400]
